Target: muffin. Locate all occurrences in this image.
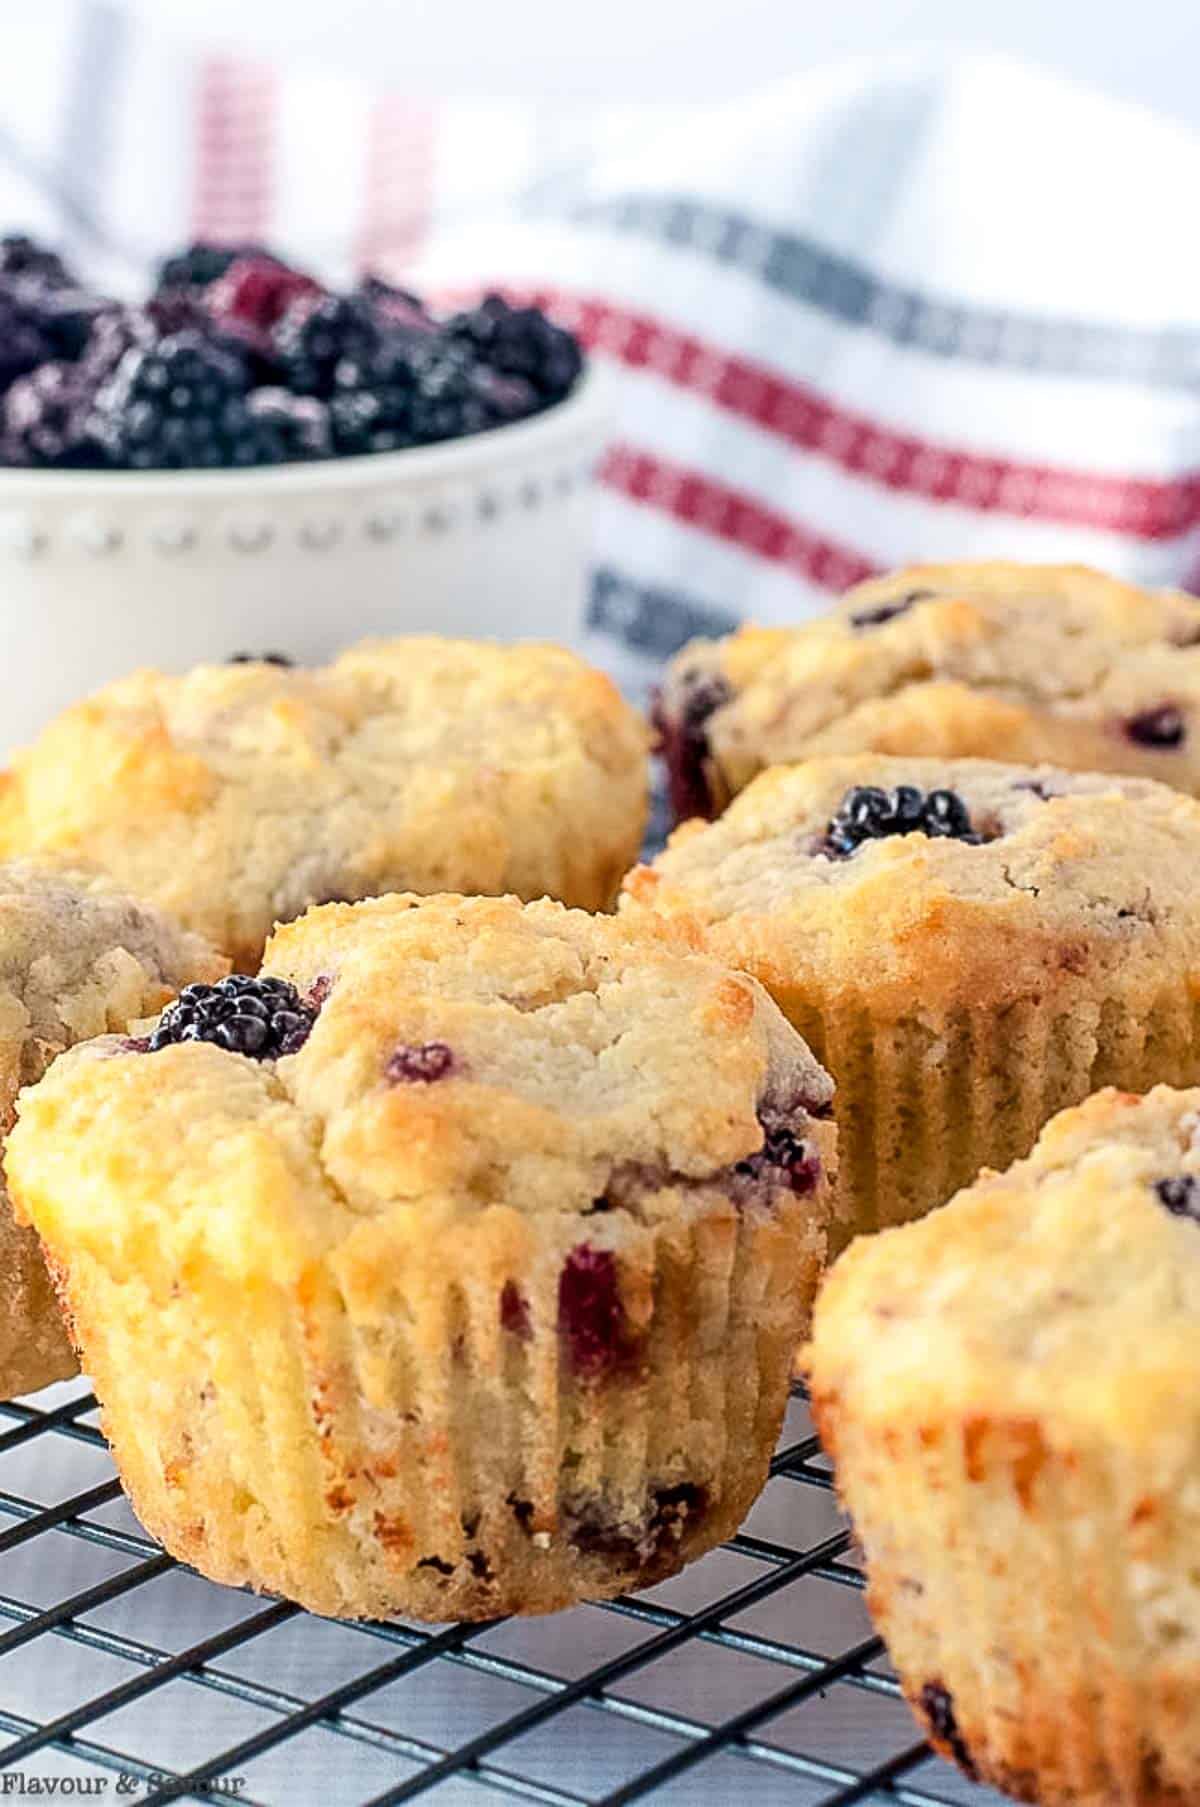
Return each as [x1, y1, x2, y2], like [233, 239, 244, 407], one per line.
[0, 639, 649, 968]
[623, 755, 1200, 1240]
[808, 1084, 1200, 1806]
[7, 893, 835, 1621]
[0, 858, 224, 1398]
[653, 561, 1200, 821]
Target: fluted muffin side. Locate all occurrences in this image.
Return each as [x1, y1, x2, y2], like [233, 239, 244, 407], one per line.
[623, 757, 1200, 1239]
[808, 1085, 1200, 1803]
[9, 893, 835, 1619]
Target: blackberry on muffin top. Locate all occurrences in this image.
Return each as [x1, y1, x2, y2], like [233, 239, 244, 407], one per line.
[0, 857, 224, 1397]
[7, 893, 835, 1621]
[0, 639, 649, 968]
[623, 755, 1200, 1237]
[807, 1084, 1200, 1806]
[654, 561, 1200, 820]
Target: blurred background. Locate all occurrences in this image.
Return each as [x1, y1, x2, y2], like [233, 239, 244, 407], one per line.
[3, 0, 1200, 710]
[132, 0, 1199, 119]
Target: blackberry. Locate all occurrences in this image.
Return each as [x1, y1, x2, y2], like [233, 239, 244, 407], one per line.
[1154, 1175, 1200, 1222]
[331, 338, 498, 455]
[206, 256, 322, 349]
[273, 295, 379, 397]
[651, 671, 733, 822]
[386, 1041, 457, 1083]
[78, 306, 154, 385]
[329, 336, 421, 455]
[89, 332, 264, 470]
[446, 293, 583, 404]
[354, 274, 436, 336]
[824, 784, 981, 858]
[24, 284, 115, 363]
[1125, 704, 1186, 748]
[148, 974, 317, 1058]
[3, 362, 104, 468]
[244, 388, 332, 462]
[0, 233, 75, 287]
[155, 240, 265, 293]
[0, 289, 54, 397]
[406, 341, 499, 444]
[849, 587, 934, 629]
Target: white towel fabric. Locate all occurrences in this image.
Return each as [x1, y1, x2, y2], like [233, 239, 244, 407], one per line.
[2, 2, 1200, 701]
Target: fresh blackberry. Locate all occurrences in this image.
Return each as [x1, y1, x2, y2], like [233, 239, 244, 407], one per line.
[0, 289, 55, 397]
[89, 332, 263, 470]
[206, 256, 322, 350]
[273, 295, 379, 397]
[824, 784, 981, 858]
[446, 293, 583, 404]
[329, 336, 420, 455]
[155, 240, 265, 293]
[244, 388, 332, 462]
[354, 274, 436, 336]
[1154, 1175, 1200, 1221]
[77, 306, 154, 386]
[148, 974, 317, 1058]
[3, 362, 105, 468]
[26, 284, 115, 363]
[0, 233, 75, 287]
[331, 338, 498, 454]
[408, 342, 502, 442]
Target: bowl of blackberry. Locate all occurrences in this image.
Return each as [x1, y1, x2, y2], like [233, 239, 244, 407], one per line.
[0, 234, 606, 753]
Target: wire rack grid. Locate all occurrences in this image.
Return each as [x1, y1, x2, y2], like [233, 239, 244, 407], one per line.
[0, 1376, 1012, 1807]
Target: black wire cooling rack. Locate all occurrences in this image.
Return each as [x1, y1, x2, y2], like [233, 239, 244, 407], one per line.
[0, 1378, 1010, 1807]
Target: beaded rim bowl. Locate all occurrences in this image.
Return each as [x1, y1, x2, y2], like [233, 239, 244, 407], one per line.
[0, 365, 611, 756]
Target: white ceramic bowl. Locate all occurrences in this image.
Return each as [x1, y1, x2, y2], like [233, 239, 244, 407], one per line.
[0, 366, 610, 755]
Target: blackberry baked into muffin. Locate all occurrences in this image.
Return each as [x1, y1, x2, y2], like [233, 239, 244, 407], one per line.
[0, 858, 223, 1397]
[655, 561, 1200, 821]
[0, 639, 648, 967]
[808, 1085, 1200, 1806]
[623, 755, 1200, 1238]
[7, 893, 835, 1620]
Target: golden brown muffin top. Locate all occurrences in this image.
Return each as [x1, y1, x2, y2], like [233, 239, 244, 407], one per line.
[7, 893, 834, 1288]
[808, 1084, 1200, 1447]
[657, 562, 1200, 814]
[0, 639, 649, 967]
[623, 755, 1200, 1014]
[0, 855, 224, 1124]
[0, 856, 224, 1392]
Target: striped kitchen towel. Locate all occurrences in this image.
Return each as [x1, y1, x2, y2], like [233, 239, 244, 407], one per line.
[4, 2, 1200, 694]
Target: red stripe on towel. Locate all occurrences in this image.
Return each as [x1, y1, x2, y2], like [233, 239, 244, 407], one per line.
[356, 95, 437, 277]
[601, 444, 880, 590]
[436, 283, 1200, 544]
[192, 56, 277, 241]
